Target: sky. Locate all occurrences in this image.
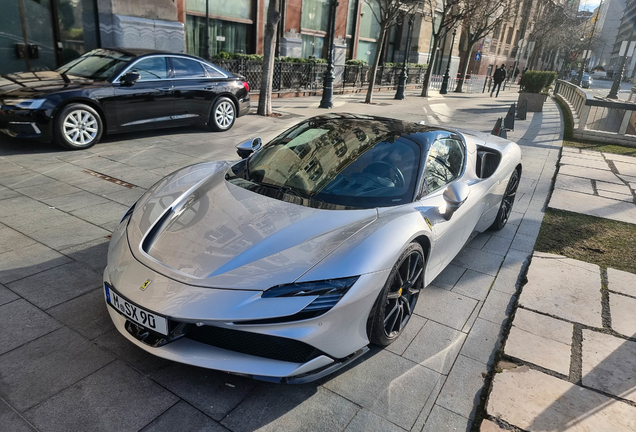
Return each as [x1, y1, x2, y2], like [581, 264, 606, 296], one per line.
[579, 0, 602, 12]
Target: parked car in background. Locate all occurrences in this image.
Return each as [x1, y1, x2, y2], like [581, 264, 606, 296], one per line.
[582, 73, 592, 88]
[0, 48, 250, 150]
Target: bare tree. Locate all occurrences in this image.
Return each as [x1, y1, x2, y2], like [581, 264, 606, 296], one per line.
[363, 0, 421, 104]
[420, 0, 473, 97]
[257, 0, 281, 116]
[454, 0, 514, 92]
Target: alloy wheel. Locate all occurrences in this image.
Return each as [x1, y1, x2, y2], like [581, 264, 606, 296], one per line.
[498, 170, 519, 225]
[215, 101, 235, 129]
[63, 110, 98, 146]
[383, 251, 424, 337]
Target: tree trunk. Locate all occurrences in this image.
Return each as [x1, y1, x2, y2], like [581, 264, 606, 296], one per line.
[364, 25, 388, 104]
[257, 0, 280, 116]
[421, 34, 439, 97]
[454, 40, 475, 93]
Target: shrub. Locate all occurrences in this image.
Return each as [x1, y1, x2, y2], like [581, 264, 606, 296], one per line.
[519, 70, 557, 93]
[346, 59, 367, 66]
[212, 51, 232, 60]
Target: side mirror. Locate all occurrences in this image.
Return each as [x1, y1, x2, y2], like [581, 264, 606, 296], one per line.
[442, 182, 470, 221]
[120, 71, 140, 86]
[236, 137, 262, 159]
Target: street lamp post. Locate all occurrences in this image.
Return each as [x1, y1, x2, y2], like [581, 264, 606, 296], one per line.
[608, 27, 635, 99]
[395, 16, 414, 100]
[319, 0, 339, 109]
[204, 0, 211, 60]
[440, 28, 457, 95]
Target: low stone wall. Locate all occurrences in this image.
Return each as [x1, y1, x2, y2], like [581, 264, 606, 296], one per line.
[555, 79, 636, 147]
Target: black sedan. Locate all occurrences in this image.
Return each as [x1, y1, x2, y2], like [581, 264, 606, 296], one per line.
[0, 48, 250, 150]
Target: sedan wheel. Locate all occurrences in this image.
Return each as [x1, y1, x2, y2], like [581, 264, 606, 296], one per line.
[208, 97, 236, 132]
[54, 103, 103, 150]
[489, 169, 520, 231]
[368, 243, 425, 346]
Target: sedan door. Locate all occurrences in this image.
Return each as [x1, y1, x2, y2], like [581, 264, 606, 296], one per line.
[169, 56, 222, 124]
[109, 56, 175, 130]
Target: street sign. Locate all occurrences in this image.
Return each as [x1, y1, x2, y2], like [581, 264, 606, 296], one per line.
[216, 36, 226, 42]
[628, 41, 636, 57]
[475, 52, 481, 61]
[619, 41, 628, 56]
[478, 43, 482, 50]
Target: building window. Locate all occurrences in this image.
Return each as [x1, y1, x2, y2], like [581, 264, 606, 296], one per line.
[186, 15, 252, 57]
[356, 1, 380, 63]
[357, 40, 377, 64]
[186, 0, 252, 20]
[301, 0, 330, 32]
[301, 34, 325, 58]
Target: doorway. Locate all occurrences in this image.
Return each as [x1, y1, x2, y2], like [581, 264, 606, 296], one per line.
[0, 0, 99, 75]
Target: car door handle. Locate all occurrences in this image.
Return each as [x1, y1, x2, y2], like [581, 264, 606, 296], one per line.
[158, 87, 172, 91]
[204, 86, 215, 90]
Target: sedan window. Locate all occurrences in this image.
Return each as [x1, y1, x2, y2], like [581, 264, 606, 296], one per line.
[172, 57, 206, 78]
[423, 138, 464, 194]
[203, 63, 225, 78]
[130, 57, 168, 80]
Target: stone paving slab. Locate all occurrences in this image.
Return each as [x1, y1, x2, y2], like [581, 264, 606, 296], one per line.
[607, 267, 636, 297]
[609, 293, 636, 338]
[505, 309, 572, 375]
[550, 188, 636, 224]
[488, 367, 636, 431]
[557, 164, 624, 184]
[581, 330, 636, 403]
[519, 252, 602, 327]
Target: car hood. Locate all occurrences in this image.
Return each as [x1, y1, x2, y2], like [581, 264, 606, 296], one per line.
[0, 71, 99, 98]
[126, 162, 378, 291]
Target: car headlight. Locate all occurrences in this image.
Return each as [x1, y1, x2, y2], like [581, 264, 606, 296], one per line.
[3, 99, 47, 110]
[263, 277, 359, 312]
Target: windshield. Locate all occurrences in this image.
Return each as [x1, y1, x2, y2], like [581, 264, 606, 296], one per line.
[227, 117, 425, 209]
[56, 49, 134, 80]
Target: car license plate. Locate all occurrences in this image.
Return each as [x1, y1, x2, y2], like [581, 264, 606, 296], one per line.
[104, 284, 168, 335]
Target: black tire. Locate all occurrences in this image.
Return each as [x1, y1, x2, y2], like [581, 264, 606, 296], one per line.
[208, 97, 236, 132]
[368, 242, 425, 346]
[489, 169, 520, 231]
[53, 103, 103, 150]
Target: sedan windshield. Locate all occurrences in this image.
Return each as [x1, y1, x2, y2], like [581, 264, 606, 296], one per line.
[56, 49, 134, 81]
[229, 117, 424, 209]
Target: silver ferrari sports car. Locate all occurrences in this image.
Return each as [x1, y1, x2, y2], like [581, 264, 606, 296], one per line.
[104, 114, 521, 383]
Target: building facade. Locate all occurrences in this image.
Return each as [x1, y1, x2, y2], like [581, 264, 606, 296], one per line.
[588, 0, 624, 70]
[176, 0, 461, 77]
[1, 0, 185, 76]
[609, 0, 636, 78]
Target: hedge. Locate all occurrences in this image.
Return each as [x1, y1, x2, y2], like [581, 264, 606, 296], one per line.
[520, 70, 557, 93]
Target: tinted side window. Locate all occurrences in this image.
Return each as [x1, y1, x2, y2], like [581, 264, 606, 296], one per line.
[130, 57, 167, 80]
[203, 63, 224, 78]
[423, 138, 465, 194]
[172, 57, 206, 78]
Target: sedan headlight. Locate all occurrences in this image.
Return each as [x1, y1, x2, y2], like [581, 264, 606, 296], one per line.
[3, 99, 47, 110]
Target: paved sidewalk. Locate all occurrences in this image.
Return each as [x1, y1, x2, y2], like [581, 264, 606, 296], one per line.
[550, 148, 636, 223]
[0, 88, 562, 432]
[487, 253, 636, 431]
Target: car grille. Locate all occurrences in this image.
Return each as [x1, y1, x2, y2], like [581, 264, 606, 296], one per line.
[185, 325, 326, 364]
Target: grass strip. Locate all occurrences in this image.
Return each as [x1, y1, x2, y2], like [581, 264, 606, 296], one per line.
[535, 208, 636, 274]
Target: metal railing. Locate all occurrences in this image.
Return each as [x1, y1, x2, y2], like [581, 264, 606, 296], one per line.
[211, 59, 483, 95]
[555, 79, 636, 146]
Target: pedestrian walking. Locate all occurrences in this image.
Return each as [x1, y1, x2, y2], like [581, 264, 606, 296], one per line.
[491, 64, 506, 97]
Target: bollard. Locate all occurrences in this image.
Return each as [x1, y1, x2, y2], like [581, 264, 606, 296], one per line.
[491, 117, 503, 136]
[504, 103, 515, 130]
[516, 99, 527, 120]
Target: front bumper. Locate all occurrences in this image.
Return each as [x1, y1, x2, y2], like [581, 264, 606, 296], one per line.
[103, 223, 388, 381]
[0, 108, 53, 141]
